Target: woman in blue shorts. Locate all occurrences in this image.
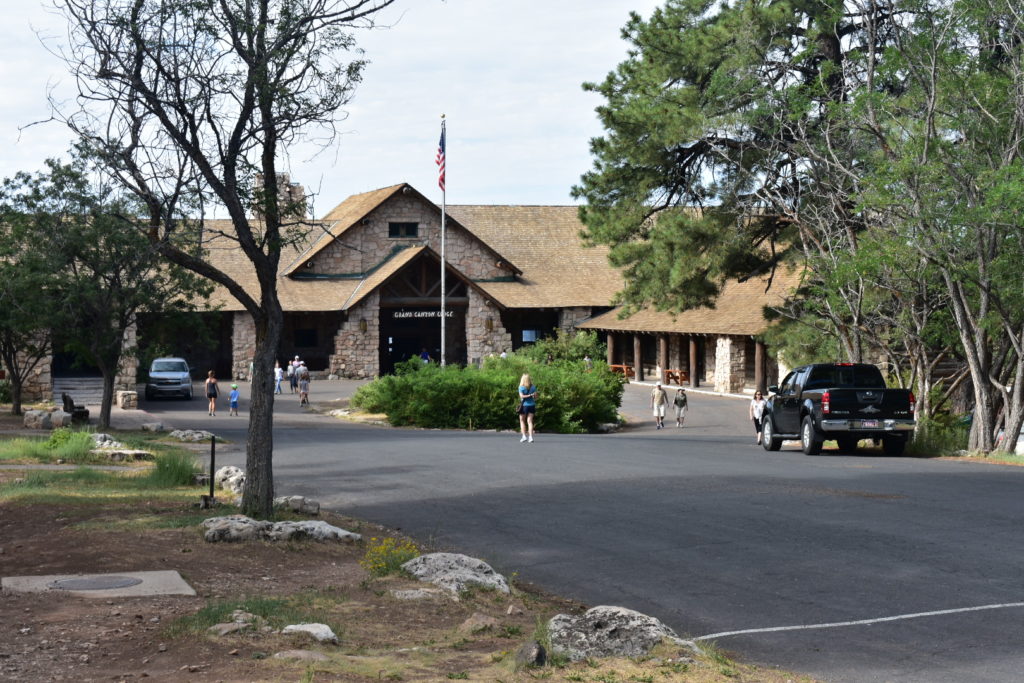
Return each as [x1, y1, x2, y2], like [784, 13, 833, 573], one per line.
[518, 373, 537, 443]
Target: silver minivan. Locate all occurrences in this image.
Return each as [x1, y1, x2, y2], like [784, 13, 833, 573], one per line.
[145, 357, 193, 400]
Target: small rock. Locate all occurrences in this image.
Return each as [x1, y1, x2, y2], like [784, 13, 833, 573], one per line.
[507, 603, 525, 616]
[273, 650, 329, 661]
[140, 423, 165, 432]
[79, 654, 90, 664]
[458, 613, 500, 634]
[390, 588, 446, 601]
[514, 640, 547, 667]
[228, 649, 239, 656]
[207, 623, 252, 636]
[157, 644, 167, 652]
[281, 623, 338, 644]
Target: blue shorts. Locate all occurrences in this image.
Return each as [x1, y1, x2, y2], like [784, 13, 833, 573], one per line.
[230, 401, 239, 409]
[520, 404, 536, 415]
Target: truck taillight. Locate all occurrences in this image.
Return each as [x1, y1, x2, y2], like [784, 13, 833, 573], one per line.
[822, 390, 830, 415]
[909, 391, 916, 413]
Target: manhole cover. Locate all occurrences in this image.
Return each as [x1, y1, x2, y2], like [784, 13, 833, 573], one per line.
[48, 576, 144, 591]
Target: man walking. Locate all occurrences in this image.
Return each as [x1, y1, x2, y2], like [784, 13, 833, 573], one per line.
[651, 381, 668, 429]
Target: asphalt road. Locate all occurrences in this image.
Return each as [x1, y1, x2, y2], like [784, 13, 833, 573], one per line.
[141, 381, 1024, 683]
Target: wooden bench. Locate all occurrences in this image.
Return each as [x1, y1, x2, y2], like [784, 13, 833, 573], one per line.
[609, 364, 635, 379]
[663, 369, 690, 385]
[61, 393, 90, 424]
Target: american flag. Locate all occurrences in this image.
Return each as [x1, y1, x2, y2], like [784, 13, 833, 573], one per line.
[436, 123, 446, 192]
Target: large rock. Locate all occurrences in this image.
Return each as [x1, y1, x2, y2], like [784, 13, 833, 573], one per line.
[401, 553, 510, 595]
[200, 515, 361, 544]
[201, 515, 271, 542]
[274, 495, 320, 515]
[548, 606, 686, 662]
[23, 410, 52, 430]
[264, 520, 360, 543]
[92, 433, 126, 449]
[170, 429, 215, 442]
[214, 466, 245, 495]
[50, 411, 72, 428]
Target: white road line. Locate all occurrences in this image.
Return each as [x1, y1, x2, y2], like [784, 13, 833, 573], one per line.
[694, 602, 1024, 641]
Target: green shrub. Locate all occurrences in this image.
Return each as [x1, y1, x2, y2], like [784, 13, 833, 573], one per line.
[517, 329, 606, 364]
[352, 355, 622, 433]
[360, 536, 420, 577]
[0, 380, 10, 404]
[909, 414, 970, 457]
[146, 451, 201, 487]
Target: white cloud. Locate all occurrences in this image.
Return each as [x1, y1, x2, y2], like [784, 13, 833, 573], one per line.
[1, 0, 662, 207]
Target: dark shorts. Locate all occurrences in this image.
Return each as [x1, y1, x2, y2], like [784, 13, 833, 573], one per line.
[520, 404, 536, 415]
[207, 391, 217, 399]
[753, 417, 762, 432]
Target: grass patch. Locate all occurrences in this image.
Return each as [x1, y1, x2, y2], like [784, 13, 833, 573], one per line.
[0, 429, 99, 465]
[0, 449, 204, 506]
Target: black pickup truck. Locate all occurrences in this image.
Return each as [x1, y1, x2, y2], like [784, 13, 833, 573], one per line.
[761, 363, 916, 455]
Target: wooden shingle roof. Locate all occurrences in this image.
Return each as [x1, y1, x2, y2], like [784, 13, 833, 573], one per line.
[445, 205, 622, 308]
[577, 269, 802, 336]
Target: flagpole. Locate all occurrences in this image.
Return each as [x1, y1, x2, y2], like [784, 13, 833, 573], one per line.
[439, 116, 447, 367]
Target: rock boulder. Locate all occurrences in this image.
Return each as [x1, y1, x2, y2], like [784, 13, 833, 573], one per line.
[401, 553, 510, 595]
[548, 606, 687, 662]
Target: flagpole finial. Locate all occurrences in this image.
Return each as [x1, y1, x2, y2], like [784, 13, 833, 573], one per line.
[441, 113, 445, 119]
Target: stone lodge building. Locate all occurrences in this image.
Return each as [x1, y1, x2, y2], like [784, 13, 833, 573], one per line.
[10, 182, 798, 400]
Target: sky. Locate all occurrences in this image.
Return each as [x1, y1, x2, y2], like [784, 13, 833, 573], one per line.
[1, 1, 664, 212]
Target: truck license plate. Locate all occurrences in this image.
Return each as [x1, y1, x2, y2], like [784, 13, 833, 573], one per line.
[861, 419, 879, 428]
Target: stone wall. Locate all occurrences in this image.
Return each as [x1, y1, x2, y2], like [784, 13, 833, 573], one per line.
[703, 340, 716, 384]
[115, 323, 138, 390]
[466, 289, 512, 365]
[232, 313, 256, 381]
[714, 336, 747, 394]
[558, 307, 593, 334]
[329, 292, 380, 379]
[311, 195, 509, 280]
[13, 351, 52, 402]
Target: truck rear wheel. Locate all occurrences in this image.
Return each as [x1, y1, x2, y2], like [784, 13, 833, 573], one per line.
[761, 417, 782, 451]
[801, 416, 823, 455]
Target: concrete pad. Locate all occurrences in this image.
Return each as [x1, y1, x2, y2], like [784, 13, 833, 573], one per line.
[1, 570, 196, 598]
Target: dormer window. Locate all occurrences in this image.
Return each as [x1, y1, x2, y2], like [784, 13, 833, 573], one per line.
[388, 222, 419, 238]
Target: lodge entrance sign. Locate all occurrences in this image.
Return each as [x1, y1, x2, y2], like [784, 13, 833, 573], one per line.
[377, 252, 468, 373]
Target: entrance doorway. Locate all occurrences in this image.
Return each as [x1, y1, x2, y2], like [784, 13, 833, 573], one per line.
[379, 307, 467, 374]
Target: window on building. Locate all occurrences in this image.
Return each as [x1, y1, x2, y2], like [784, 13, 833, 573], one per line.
[522, 329, 541, 344]
[388, 222, 419, 238]
[294, 328, 318, 348]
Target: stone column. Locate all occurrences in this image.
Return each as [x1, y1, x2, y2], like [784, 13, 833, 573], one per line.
[689, 337, 699, 388]
[657, 334, 668, 383]
[232, 312, 256, 381]
[329, 292, 380, 379]
[115, 322, 138, 391]
[714, 336, 747, 394]
[466, 290, 512, 365]
[633, 334, 643, 381]
[606, 333, 615, 365]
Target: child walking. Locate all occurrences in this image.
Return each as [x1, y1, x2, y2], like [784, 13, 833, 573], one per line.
[229, 383, 240, 416]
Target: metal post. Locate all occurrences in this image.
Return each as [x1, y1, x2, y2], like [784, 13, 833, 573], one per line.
[209, 434, 216, 501]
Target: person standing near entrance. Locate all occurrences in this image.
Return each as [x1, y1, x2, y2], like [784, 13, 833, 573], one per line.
[274, 361, 284, 394]
[673, 387, 688, 428]
[651, 381, 668, 429]
[205, 370, 219, 416]
[518, 373, 537, 443]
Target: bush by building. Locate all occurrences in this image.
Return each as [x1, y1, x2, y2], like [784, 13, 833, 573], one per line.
[352, 354, 623, 433]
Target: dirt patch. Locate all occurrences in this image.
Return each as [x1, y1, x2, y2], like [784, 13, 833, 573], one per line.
[0, 497, 811, 682]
